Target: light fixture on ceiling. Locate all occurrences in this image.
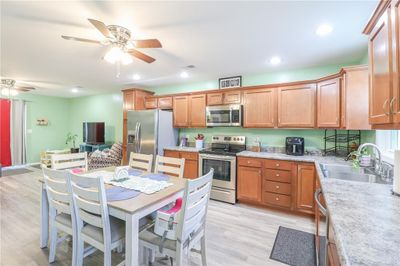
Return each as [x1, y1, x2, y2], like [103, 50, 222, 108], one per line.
[180, 71, 189, 78]
[1, 88, 18, 97]
[133, 74, 141, 80]
[270, 56, 281, 65]
[1, 79, 35, 99]
[316, 24, 333, 36]
[104, 46, 133, 65]
[71, 88, 79, 93]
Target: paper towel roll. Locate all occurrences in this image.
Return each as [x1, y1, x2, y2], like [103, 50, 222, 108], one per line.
[393, 150, 400, 194]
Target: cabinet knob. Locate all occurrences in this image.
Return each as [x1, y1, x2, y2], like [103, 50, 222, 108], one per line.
[275, 197, 279, 201]
[259, 170, 261, 174]
[276, 185, 280, 189]
[247, 160, 250, 164]
[276, 163, 280, 167]
[276, 173, 280, 177]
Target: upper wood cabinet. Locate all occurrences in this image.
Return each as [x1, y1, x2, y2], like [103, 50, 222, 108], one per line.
[173, 94, 206, 128]
[317, 78, 341, 128]
[363, 0, 400, 127]
[144, 97, 158, 109]
[295, 163, 315, 214]
[278, 84, 316, 128]
[207, 91, 241, 105]
[341, 66, 371, 130]
[158, 96, 173, 109]
[173, 96, 189, 127]
[243, 88, 276, 128]
[189, 94, 206, 127]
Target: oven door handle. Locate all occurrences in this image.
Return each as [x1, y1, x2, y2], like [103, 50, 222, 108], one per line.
[200, 154, 236, 161]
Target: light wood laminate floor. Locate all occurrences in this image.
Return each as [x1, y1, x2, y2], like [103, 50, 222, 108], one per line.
[0, 166, 315, 266]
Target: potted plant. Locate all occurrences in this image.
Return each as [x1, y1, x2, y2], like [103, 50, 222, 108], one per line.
[66, 133, 79, 153]
[349, 148, 372, 168]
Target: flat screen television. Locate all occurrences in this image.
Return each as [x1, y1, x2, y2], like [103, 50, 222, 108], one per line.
[83, 122, 105, 144]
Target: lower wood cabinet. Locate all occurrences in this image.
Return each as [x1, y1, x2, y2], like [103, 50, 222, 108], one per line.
[237, 157, 316, 215]
[237, 164, 262, 202]
[164, 149, 198, 179]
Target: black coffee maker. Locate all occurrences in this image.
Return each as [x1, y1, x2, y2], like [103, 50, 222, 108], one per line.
[285, 137, 305, 156]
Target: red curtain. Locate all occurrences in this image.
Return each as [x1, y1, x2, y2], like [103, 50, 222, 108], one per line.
[0, 99, 11, 167]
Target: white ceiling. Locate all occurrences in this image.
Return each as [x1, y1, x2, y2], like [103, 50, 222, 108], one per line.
[1, 1, 378, 97]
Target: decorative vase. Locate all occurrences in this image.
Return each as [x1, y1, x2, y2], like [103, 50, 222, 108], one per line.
[195, 140, 204, 149]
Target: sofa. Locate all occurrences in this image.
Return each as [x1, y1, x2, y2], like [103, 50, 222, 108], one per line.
[88, 142, 123, 170]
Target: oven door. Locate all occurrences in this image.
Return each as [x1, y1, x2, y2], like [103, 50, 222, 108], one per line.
[198, 154, 236, 190]
[206, 106, 231, 126]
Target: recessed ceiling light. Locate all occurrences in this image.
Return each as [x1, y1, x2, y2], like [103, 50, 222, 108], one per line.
[71, 88, 79, 93]
[180, 71, 189, 78]
[270, 56, 281, 65]
[133, 74, 141, 80]
[316, 24, 333, 36]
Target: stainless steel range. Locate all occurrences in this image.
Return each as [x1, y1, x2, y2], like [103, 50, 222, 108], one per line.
[199, 135, 246, 204]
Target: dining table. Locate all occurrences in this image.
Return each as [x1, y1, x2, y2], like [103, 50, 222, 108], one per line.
[38, 166, 186, 266]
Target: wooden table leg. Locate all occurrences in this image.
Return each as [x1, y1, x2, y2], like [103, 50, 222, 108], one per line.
[125, 213, 139, 266]
[40, 184, 49, 248]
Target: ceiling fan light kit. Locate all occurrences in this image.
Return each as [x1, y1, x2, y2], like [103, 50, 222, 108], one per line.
[0, 79, 35, 98]
[62, 18, 162, 65]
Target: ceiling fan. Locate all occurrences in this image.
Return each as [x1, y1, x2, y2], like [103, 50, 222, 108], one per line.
[1, 79, 35, 97]
[61, 19, 162, 64]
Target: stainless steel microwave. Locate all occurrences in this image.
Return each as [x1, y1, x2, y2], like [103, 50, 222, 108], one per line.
[206, 104, 242, 127]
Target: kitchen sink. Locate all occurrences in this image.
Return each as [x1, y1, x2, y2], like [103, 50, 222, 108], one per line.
[319, 163, 392, 184]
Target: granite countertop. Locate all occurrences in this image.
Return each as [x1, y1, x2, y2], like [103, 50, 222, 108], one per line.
[238, 151, 400, 266]
[163, 146, 204, 152]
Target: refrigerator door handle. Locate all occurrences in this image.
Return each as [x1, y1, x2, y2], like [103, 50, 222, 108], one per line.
[134, 122, 140, 153]
[137, 122, 142, 153]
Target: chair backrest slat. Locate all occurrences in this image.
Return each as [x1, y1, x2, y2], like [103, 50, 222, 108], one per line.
[72, 185, 99, 202]
[154, 155, 185, 178]
[75, 196, 102, 215]
[52, 153, 88, 171]
[79, 209, 103, 228]
[177, 169, 213, 244]
[42, 167, 72, 216]
[129, 152, 153, 172]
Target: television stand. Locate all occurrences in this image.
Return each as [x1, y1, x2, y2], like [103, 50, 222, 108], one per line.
[80, 143, 112, 153]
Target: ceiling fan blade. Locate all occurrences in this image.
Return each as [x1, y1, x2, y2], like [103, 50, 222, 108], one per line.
[15, 86, 36, 92]
[88, 18, 112, 38]
[61, 35, 101, 44]
[133, 39, 162, 48]
[128, 49, 156, 63]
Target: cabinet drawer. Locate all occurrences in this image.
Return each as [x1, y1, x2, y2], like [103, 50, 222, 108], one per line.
[263, 192, 291, 208]
[238, 157, 263, 168]
[264, 180, 291, 195]
[164, 150, 180, 158]
[180, 151, 198, 161]
[264, 169, 292, 183]
[265, 160, 292, 171]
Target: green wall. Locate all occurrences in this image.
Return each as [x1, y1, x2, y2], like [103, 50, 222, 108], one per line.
[15, 94, 71, 163]
[69, 93, 123, 146]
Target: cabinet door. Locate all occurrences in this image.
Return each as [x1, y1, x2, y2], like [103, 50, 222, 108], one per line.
[183, 159, 198, 179]
[369, 9, 393, 124]
[207, 93, 223, 106]
[296, 164, 315, 214]
[189, 94, 206, 127]
[123, 91, 134, 119]
[392, 0, 400, 123]
[278, 84, 316, 128]
[317, 78, 341, 128]
[243, 88, 276, 128]
[144, 97, 158, 109]
[173, 96, 189, 127]
[224, 91, 241, 104]
[158, 97, 173, 110]
[237, 166, 262, 202]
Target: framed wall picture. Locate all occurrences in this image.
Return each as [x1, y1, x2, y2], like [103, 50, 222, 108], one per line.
[219, 76, 242, 89]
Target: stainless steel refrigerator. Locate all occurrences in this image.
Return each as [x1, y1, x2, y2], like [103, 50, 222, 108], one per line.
[127, 109, 178, 161]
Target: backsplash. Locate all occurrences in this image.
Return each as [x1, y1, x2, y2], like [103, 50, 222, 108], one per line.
[179, 128, 376, 151]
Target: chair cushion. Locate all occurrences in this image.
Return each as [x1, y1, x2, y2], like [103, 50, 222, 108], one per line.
[55, 213, 72, 228]
[139, 225, 177, 251]
[82, 217, 125, 243]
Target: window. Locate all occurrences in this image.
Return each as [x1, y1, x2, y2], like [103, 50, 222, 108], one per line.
[376, 130, 400, 163]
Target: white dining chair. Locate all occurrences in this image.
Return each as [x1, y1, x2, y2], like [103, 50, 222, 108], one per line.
[129, 152, 153, 172]
[139, 169, 214, 266]
[154, 155, 185, 178]
[51, 152, 88, 171]
[42, 167, 77, 264]
[70, 172, 125, 266]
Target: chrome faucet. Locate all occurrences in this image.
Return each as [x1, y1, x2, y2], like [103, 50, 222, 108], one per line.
[357, 143, 382, 174]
